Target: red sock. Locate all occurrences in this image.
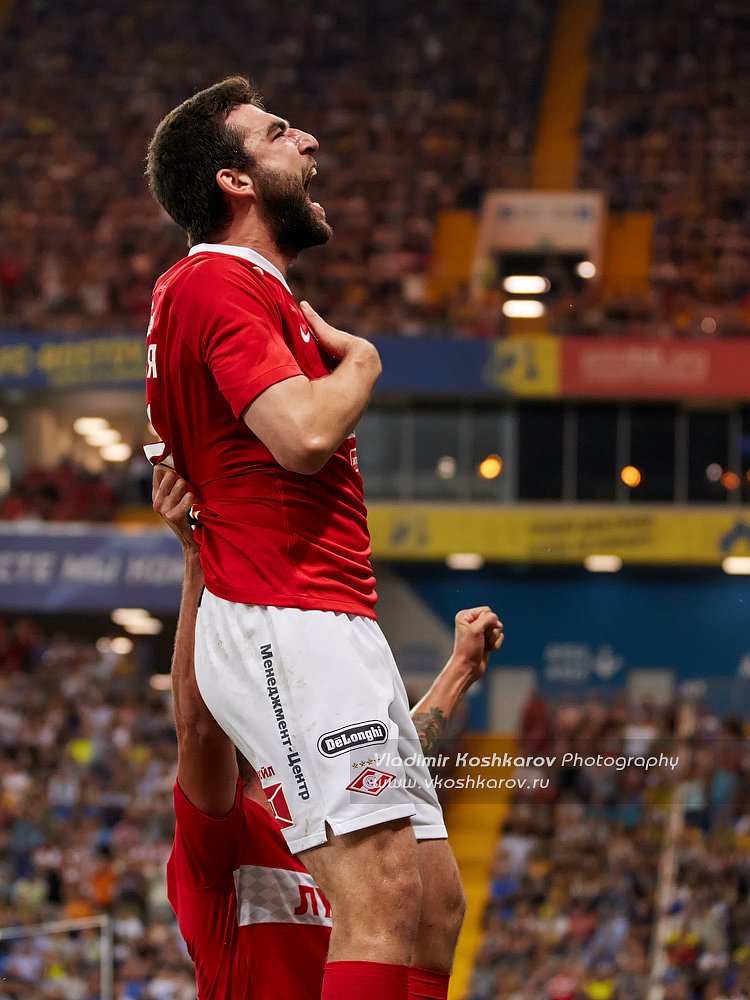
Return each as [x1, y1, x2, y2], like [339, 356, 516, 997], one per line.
[408, 966, 450, 1000]
[322, 961, 410, 999]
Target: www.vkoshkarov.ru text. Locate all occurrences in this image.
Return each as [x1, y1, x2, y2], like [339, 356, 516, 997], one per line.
[381, 774, 552, 791]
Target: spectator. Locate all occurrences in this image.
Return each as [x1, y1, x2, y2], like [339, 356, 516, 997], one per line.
[468, 692, 750, 1000]
[0, 0, 554, 337]
[579, 0, 750, 339]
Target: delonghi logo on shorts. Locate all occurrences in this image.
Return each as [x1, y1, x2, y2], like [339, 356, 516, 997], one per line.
[317, 720, 388, 758]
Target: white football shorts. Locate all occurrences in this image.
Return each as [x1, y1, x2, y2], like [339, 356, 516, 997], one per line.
[194, 591, 447, 853]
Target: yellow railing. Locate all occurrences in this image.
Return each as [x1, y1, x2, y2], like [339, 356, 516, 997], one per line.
[447, 734, 515, 1000]
[531, 0, 602, 190]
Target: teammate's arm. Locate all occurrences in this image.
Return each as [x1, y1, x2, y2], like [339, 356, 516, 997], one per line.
[242, 301, 381, 475]
[152, 467, 238, 818]
[410, 608, 503, 756]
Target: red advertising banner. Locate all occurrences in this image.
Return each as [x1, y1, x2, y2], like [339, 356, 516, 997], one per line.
[561, 337, 750, 400]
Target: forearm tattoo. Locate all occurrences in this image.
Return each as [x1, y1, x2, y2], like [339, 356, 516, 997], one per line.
[412, 706, 448, 757]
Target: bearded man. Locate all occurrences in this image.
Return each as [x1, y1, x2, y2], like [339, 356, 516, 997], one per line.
[144, 77, 501, 1000]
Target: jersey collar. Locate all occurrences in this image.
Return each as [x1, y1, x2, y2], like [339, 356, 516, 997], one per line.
[188, 243, 291, 294]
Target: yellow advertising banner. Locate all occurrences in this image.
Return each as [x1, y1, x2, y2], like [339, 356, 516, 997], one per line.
[367, 504, 750, 565]
[36, 337, 146, 387]
[0, 336, 147, 389]
[482, 335, 560, 397]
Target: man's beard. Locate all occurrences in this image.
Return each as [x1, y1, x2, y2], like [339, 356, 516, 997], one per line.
[253, 165, 332, 257]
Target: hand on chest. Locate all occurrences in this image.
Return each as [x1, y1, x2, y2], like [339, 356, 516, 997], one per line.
[283, 304, 334, 376]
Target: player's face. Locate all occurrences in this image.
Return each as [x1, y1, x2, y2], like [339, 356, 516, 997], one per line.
[227, 103, 332, 255]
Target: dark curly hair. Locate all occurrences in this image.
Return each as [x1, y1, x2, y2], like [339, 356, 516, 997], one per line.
[146, 76, 263, 246]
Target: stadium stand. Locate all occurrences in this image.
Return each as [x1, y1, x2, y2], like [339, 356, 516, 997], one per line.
[4, 618, 748, 1000]
[0, 614, 469, 1000]
[466, 694, 750, 1000]
[0, 463, 117, 523]
[0, 622, 195, 999]
[2, 1, 749, 340]
[3, 0, 750, 996]
[0, 0, 553, 337]
[578, 0, 750, 339]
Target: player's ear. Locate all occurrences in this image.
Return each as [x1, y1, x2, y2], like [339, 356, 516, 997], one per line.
[215, 168, 255, 200]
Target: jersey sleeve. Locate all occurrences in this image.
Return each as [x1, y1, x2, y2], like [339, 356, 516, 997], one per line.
[172, 777, 245, 888]
[181, 259, 304, 419]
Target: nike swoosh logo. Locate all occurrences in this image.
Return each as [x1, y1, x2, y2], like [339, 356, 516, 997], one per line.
[300, 326, 311, 343]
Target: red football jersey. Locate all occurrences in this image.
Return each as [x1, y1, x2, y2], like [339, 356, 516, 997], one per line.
[167, 778, 331, 1000]
[145, 244, 377, 618]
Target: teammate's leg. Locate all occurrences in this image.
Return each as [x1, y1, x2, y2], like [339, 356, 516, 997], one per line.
[301, 819, 422, 999]
[408, 839, 466, 999]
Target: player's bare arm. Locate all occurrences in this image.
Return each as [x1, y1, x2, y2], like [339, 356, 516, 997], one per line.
[412, 608, 504, 756]
[243, 302, 381, 475]
[153, 466, 238, 817]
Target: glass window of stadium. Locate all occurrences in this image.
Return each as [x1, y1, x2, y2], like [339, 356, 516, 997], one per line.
[412, 407, 464, 498]
[687, 410, 731, 503]
[575, 404, 618, 501]
[628, 405, 676, 502]
[517, 404, 564, 500]
[359, 405, 517, 502]
[470, 408, 515, 501]
[356, 409, 403, 499]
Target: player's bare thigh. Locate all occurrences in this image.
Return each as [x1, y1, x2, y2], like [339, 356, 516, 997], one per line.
[299, 817, 423, 965]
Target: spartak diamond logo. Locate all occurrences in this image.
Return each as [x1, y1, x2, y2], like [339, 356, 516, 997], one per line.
[346, 767, 395, 797]
[264, 783, 294, 829]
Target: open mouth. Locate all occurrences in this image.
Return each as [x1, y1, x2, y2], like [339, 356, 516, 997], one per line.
[303, 166, 317, 194]
[302, 164, 325, 218]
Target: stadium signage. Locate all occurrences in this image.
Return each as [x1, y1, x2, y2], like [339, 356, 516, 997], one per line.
[0, 334, 145, 389]
[471, 191, 606, 300]
[0, 506, 749, 613]
[1, 332, 750, 399]
[0, 525, 185, 611]
[560, 337, 750, 399]
[367, 505, 750, 565]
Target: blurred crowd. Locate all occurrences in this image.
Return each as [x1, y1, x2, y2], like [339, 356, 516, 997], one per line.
[1, 0, 749, 340]
[2, 614, 750, 1000]
[0, 619, 194, 999]
[0, 618, 459, 1000]
[0, 0, 551, 337]
[469, 693, 750, 1000]
[0, 463, 117, 523]
[579, 0, 750, 339]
